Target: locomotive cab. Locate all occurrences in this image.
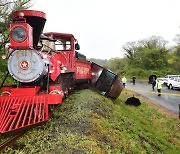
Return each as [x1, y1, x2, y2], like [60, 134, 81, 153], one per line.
[44, 32, 77, 71]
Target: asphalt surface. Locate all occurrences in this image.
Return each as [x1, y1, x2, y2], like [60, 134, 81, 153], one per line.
[125, 82, 180, 114]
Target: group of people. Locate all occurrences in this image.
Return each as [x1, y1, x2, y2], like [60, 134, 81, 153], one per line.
[121, 76, 162, 96]
[122, 76, 136, 88]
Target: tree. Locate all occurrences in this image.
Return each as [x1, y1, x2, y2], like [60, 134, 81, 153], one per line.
[123, 36, 168, 63]
[173, 26, 180, 46]
[170, 28, 180, 72]
[123, 41, 139, 60]
[122, 36, 169, 71]
[105, 58, 128, 72]
[138, 36, 168, 52]
[173, 34, 180, 46]
[138, 48, 168, 69]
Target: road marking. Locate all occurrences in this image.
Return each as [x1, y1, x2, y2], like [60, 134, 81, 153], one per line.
[126, 88, 180, 97]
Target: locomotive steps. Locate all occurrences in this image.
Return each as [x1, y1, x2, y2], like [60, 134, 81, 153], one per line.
[1, 89, 179, 153]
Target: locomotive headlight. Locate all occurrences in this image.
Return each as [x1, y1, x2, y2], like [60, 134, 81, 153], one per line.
[12, 27, 27, 42]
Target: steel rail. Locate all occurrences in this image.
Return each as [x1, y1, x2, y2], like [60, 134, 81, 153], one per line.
[0, 131, 25, 152]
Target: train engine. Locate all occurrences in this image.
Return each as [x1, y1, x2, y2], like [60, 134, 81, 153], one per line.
[0, 10, 123, 134]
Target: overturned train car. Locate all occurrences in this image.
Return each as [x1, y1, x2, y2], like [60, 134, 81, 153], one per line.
[0, 10, 123, 134]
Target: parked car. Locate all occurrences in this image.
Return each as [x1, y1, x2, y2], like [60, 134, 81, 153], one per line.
[157, 75, 179, 85]
[166, 75, 180, 88]
[167, 77, 176, 89]
[168, 77, 180, 89]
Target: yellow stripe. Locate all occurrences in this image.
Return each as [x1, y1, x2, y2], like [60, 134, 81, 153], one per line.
[126, 88, 180, 97]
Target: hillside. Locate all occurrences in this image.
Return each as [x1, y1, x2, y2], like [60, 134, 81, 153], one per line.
[3, 89, 179, 153]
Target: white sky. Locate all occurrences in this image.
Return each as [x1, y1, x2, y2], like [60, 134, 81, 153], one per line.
[31, 0, 180, 59]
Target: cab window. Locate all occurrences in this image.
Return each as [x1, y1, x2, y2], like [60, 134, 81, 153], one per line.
[55, 37, 71, 51]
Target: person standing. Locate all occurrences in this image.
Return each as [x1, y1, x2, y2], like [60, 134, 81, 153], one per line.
[122, 76, 127, 88]
[155, 79, 162, 96]
[152, 77, 156, 90]
[132, 76, 136, 85]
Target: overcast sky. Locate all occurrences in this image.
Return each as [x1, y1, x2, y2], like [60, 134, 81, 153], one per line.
[31, 0, 180, 59]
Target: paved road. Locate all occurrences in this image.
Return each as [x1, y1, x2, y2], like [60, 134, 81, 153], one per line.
[125, 82, 180, 114]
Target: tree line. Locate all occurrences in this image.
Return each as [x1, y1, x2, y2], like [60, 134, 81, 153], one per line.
[105, 35, 180, 79]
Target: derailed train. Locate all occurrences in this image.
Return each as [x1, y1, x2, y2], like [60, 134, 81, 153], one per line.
[0, 10, 123, 134]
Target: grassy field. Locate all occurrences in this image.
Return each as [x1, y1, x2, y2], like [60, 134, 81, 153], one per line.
[2, 89, 180, 153]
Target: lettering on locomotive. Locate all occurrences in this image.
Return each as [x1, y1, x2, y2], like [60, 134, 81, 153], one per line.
[76, 66, 90, 75]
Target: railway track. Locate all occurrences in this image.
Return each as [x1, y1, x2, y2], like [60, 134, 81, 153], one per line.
[0, 131, 26, 152]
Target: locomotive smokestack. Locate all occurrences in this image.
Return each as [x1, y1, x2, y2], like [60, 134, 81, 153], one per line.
[13, 10, 46, 49]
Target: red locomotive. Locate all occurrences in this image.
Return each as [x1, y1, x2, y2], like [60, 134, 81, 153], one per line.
[0, 10, 123, 134]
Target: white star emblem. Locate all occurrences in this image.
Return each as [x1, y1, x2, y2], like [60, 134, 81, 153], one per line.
[20, 61, 29, 69]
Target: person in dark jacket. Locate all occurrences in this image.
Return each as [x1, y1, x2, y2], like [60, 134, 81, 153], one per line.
[132, 76, 136, 85]
[152, 77, 156, 90]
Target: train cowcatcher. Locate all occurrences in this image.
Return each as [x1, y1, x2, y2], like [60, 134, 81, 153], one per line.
[0, 10, 123, 134]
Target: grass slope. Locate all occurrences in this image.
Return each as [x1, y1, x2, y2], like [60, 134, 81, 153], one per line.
[3, 89, 180, 153]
